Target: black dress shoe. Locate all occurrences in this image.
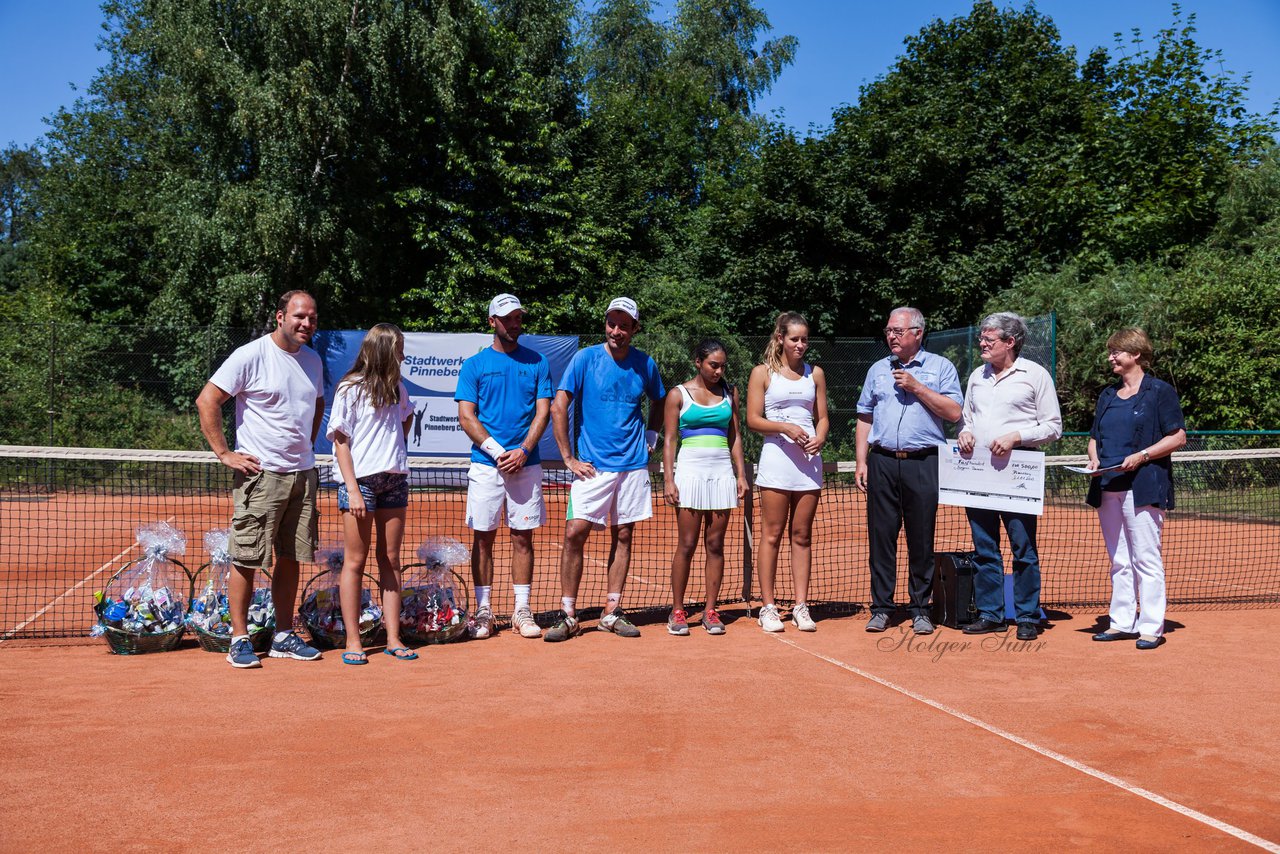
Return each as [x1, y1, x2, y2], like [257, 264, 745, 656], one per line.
[1135, 636, 1165, 650]
[962, 618, 1007, 635]
[1016, 622, 1038, 641]
[1092, 630, 1139, 642]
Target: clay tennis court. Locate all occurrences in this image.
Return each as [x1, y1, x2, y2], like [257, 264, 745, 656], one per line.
[2, 605, 1278, 849]
[3, 457, 1280, 849]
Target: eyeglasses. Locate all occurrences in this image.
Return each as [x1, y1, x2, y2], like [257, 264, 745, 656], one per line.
[884, 326, 920, 338]
[978, 335, 1006, 345]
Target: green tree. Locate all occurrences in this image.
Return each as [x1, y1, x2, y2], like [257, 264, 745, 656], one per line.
[577, 0, 795, 349]
[1074, 7, 1279, 267]
[700, 124, 866, 335]
[396, 0, 604, 331]
[0, 145, 44, 293]
[826, 1, 1090, 331]
[992, 152, 1280, 431]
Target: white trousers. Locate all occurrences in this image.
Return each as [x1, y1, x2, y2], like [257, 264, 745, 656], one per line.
[1098, 490, 1167, 637]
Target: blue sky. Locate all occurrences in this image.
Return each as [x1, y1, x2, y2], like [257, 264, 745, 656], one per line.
[2, 0, 1277, 149]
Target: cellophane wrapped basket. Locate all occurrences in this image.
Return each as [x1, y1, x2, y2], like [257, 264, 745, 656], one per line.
[92, 522, 190, 654]
[187, 529, 276, 653]
[299, 545, 383, 650]
[400, 537, 471, 645]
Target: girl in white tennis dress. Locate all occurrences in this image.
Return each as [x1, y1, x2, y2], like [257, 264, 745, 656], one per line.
[746, 312, 829, 633]
[662, 340, 748, 636]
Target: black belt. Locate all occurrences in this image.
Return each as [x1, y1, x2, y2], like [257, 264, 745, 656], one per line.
[871, 445, 938, 461]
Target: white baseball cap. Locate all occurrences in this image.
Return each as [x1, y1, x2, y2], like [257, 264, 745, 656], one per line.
[605, 296, 639, 322]
[488, 293, 524, 318]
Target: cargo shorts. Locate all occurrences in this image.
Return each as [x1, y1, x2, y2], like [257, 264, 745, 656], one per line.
[230, 468, 319, 569]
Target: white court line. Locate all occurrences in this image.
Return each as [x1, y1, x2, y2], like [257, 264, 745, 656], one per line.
[0, 517, 175, 643]
[775, 637, 1280, 853]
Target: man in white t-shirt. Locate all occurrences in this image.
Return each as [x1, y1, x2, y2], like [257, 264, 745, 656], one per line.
[196, 290, 327, 668]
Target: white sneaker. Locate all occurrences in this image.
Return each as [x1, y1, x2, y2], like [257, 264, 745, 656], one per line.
[758, 603, 784, 633]
[792, 603, 816, 632]
[511, 606, 541, 638]
[469, 605, 493, 639]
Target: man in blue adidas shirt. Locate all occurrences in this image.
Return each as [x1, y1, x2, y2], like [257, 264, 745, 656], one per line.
[546, 297, 666, 642]
[456, 294, 553, 640]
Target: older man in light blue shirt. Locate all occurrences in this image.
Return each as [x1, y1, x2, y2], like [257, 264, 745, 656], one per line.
[855, 307, 963, 634]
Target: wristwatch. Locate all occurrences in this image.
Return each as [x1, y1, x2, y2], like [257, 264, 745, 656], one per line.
[1141, 450, 1150, 462]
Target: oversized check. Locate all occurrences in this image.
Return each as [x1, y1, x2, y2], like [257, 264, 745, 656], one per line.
[937, 442, 1045, 515]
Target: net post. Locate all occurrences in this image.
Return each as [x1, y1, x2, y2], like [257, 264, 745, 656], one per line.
[740, 482, 755, 603]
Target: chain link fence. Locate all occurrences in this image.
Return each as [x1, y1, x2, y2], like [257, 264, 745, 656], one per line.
[0, 323, 259, 449]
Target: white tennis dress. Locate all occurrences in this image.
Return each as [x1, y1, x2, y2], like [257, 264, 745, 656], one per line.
[755, 365, 822, 492]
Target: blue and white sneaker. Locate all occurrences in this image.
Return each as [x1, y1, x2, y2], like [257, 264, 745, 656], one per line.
[226, 636, 262, 669]
[268, 631, 323, 661]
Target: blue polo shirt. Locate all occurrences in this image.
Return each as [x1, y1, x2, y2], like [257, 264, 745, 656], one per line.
[856, 349, 963, 451]
[558, 343, 665, 472]
[1086, 374, 1185, 510]
[455, 345, 553, 466]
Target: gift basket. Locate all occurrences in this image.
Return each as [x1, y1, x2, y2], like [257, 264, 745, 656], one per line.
[91, 522, 191, 655]
[186, 529, 276, 653]
[299, 545, 383, 650]
[400, 537, 471, 645]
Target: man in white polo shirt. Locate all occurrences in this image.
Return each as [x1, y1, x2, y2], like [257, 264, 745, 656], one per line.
[455, 294, 553, 640]
[196, 290, 326, 668]
[545, 296, 665, 642]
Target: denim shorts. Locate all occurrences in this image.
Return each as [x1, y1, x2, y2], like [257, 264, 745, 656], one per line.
[338, 471, 409, 511]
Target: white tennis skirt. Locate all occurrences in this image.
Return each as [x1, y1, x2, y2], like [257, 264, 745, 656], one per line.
[674, 446, 738, 510]
[755, 436, 823, 492]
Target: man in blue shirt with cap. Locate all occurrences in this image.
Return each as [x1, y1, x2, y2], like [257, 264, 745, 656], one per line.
[855, 307, 963, 635]
[456, 293, 553, 640]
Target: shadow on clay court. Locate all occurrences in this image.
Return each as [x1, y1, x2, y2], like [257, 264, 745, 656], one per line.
[1075, 614, 1187, 635]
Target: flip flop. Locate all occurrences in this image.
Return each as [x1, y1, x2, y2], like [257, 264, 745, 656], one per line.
[341, 651, 368, 665]
[383, 647, 419, 661]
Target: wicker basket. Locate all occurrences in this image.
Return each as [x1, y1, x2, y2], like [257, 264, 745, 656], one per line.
[188, 563, 275, 653]
[399, 565, 470, 645]
[94, 557, 191, 655]
[299, 569, 383, 650]
[99, 623, 187, 655]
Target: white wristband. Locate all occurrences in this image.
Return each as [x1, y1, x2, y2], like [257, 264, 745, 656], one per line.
[480, 437, 505, 460]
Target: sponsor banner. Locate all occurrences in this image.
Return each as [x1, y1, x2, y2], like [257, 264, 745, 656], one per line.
[312, 331, 579, 459]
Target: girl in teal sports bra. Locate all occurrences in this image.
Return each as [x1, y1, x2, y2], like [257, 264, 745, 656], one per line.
[661, 340, 748, 635]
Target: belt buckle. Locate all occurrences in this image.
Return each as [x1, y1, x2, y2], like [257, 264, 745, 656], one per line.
[894, 450, 908, 460]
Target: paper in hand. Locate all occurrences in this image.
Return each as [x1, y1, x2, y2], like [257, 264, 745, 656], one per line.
[1064, 463, 1123, 475]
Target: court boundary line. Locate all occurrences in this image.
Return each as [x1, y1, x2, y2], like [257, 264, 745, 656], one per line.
[775, 637, 1280, 852]
[0, 516, 174, 644]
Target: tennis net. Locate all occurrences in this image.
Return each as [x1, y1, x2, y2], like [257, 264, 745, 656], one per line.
[2, 445, 1278, 641]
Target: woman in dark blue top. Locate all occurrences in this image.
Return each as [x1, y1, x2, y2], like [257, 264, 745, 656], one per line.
[1085, 328, 1186, 650]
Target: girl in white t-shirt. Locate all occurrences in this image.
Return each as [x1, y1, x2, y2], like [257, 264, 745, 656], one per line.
[326, 324, 415, 664]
